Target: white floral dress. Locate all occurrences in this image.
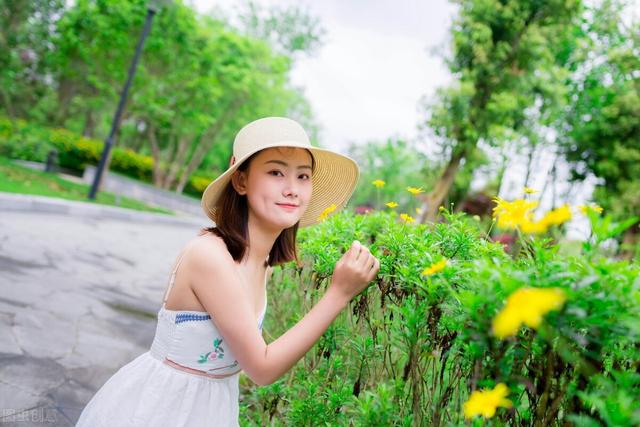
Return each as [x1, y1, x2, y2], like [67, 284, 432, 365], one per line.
[76, 251, 268, 426]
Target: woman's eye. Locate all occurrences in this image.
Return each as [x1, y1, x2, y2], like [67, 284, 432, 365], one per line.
[269, 171, 310, 180]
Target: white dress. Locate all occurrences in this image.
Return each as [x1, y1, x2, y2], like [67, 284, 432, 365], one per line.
[76, 249, 268, 427]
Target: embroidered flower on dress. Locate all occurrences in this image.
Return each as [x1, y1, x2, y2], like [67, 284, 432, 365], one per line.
[198, 337, 225, 363]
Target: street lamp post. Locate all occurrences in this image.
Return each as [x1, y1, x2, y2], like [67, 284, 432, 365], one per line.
[88, 2, 163, 200]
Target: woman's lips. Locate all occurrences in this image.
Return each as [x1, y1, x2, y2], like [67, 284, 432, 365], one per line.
[277, 203, 298, 210]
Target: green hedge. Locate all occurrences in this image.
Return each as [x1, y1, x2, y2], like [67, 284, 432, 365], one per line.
[240, 208, 640, 426]
[0, 116, 215, 197]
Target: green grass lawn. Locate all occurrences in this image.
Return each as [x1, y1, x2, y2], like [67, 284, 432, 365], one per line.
[0, 156, 174, 215]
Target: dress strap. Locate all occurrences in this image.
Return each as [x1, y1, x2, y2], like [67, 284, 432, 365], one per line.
[162, 245, 190, 307]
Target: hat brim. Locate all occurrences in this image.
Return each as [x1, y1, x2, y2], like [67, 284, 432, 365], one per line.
[201, 142, 360, 228]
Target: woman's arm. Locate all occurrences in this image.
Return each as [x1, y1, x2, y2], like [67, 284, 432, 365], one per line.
[260, 284, 348, 384]
[189, 238, 378, 386]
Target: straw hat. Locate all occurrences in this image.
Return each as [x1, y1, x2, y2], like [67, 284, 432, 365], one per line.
[201, 117, 360, 228]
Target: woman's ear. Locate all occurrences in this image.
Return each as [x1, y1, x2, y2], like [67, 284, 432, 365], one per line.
[231, 171, 247, 196]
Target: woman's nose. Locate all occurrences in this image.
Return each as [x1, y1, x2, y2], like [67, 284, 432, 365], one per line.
[283, 176, 299, 197]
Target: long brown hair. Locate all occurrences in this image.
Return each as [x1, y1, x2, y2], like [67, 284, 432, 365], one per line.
[200, 147, 315, 268]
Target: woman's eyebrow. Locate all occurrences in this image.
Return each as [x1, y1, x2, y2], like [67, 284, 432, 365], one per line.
[263, 159, 312, 170]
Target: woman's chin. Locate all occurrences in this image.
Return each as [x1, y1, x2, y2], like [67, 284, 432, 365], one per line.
[261, 215, 296, 231]
[273, 208, 305, 227]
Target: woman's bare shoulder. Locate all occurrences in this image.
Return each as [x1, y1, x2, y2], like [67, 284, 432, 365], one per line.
[186, 232, 233, 271]
[186, 233, 241, 299]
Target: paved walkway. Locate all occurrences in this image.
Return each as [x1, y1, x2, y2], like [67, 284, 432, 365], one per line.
[0, 197, 207, 426]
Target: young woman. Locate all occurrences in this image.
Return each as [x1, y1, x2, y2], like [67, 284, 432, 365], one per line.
[76, 116, 380, 426]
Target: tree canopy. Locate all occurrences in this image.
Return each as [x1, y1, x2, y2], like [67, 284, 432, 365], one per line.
[0, 0, 324, 192]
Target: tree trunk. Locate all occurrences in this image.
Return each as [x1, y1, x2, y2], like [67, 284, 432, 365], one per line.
[163, 135, 191, 190]
[130, 127, 145, 152]
[54, 77, 76, 125]
[156, 131, 176, 189]
[82, 108, 96, 137]
[148, 123, 166, 187]
[159, 133, 180, 189]
[414, 8, 551, 223]
[417, 148, 467, 223]
[174, 97, 246, 194]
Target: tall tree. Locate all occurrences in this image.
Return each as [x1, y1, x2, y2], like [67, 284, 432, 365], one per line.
[125, 3, 315, 193]
[42, 0, 318, 193]
[558, 0, 640, 252]
[417, 0, 583, 222]
[50, 0, 149, 135]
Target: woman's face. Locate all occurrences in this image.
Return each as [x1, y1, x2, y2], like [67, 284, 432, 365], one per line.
[233, 147, 313, 230]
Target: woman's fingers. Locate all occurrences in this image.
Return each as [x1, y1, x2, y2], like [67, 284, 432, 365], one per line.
[349, 240, 362, 262]
[366, 257, 380, 281]
[355, 245, 370, 267]
[344, 241, 379, 282]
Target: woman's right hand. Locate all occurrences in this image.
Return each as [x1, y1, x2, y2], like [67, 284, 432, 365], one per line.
[329, 240, 380, 304]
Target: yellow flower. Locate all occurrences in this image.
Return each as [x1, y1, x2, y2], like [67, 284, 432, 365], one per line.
[492, 198, 573, 235]
[421, 259, 447, 276]
[415, 207, 423, 215]
[463, 383, 512, 419]
[519, 219, 549, 234]
[385, 202, 399, 208]
[317, 204, 337, 222]
[492, 287, 566, 339]
[578, 204, 603, 215]
[492, 197, 539, 230]
[399, 213, 415, 223]
[541, 204, 572, 227]
[518, 205, 572, 234]
[523, 187, 539, 194]
[406, 186, 424, 195]
[372, 179, 385, 188]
